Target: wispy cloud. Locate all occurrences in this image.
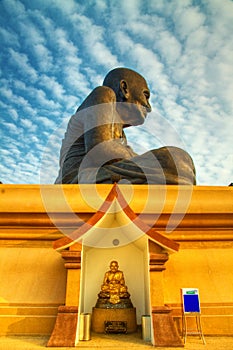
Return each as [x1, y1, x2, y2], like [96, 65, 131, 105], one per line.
[9, 49, 38, 82]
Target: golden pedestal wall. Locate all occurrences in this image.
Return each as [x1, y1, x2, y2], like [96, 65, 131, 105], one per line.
[0, 184, 232, 336]
[91, 307, 137, 333]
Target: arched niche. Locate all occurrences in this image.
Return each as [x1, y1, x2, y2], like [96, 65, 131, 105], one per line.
[79, 234, 151, 324]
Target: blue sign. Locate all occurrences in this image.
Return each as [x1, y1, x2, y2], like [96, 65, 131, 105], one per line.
[181, 288, 201, 313]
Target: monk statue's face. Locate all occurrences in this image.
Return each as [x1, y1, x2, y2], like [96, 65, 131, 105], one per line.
[110, 261, 119, 273]
[117, 75, 152, 126]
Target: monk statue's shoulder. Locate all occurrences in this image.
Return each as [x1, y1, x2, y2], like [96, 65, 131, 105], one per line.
[77, 86, 116, 111]
[91, 86, 116, 103]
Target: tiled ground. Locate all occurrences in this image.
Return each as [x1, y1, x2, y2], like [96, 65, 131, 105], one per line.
[0, 333, 233, 350]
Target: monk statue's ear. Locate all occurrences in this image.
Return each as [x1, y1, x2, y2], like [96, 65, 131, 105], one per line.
[119, 80, 129, 100]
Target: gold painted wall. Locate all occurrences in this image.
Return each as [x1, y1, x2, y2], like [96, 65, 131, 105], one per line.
[0, 243, 66, 335]
[164, 242, 233, 335]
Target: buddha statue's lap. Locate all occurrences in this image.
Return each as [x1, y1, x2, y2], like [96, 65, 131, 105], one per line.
[93, 145, 196, 185]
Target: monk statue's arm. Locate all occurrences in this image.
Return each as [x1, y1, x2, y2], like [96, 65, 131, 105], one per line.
[117, 271, 125, 286]
[80, 86, 135, 167]
[103, 271, 110, 285]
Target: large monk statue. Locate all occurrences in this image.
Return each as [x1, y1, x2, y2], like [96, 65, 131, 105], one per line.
[55, 67, 196, 184]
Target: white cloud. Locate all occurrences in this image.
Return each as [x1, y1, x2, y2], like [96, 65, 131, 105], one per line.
[20, 118, 37, 132]
[93, 0, 107, 13]
[32, 43, 53, 72]
[29, 88, 61, 110]
[0, 27, 19, 47]
[89, 41, 120, 68]
[9, 49, 38, 82]
[39, 75, 65, 100]
[18, 19, 44, 47]
[63, 66, 91, 97]
[172, 5, 206, 40]
[71, 13, 120, 69]
[37, 116, 57, 130]
[83, 67, 103, 87]
[2, 0, 25, 17]
[3, 122, 22, 135]
[48, 0, 78, 15]
[1, 86, 14, 100]
[54, 28, 79, 57]
[155, 30, 182, 65]
[114, 31, 135, 55]
[8, 108, 19, 121]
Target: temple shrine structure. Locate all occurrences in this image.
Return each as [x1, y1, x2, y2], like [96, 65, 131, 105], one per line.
[0, 183, 232, 347]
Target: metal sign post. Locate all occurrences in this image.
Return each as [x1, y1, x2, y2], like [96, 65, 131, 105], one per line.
[181, 288, 205, 345]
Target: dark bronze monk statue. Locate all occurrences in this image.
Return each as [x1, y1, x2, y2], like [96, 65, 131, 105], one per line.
[55, 67, 196, 184]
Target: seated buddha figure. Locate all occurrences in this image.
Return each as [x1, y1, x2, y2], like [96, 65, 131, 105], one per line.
[96, 261, 133, 308]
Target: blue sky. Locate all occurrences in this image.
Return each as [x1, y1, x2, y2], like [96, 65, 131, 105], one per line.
[0, 0, 232, 185]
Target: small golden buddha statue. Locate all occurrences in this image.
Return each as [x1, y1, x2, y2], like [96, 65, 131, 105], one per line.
[96, 261, 133, 308]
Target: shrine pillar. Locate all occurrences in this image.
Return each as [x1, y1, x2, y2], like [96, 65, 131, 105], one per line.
[47, 244, 82, 347]
[149, 242, 183, 347]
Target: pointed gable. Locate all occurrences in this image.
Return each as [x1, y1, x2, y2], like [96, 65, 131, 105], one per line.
[54, 184, 179, 253]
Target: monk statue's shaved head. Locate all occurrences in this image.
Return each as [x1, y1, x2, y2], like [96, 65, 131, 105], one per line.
[103, 67, 147, 92]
